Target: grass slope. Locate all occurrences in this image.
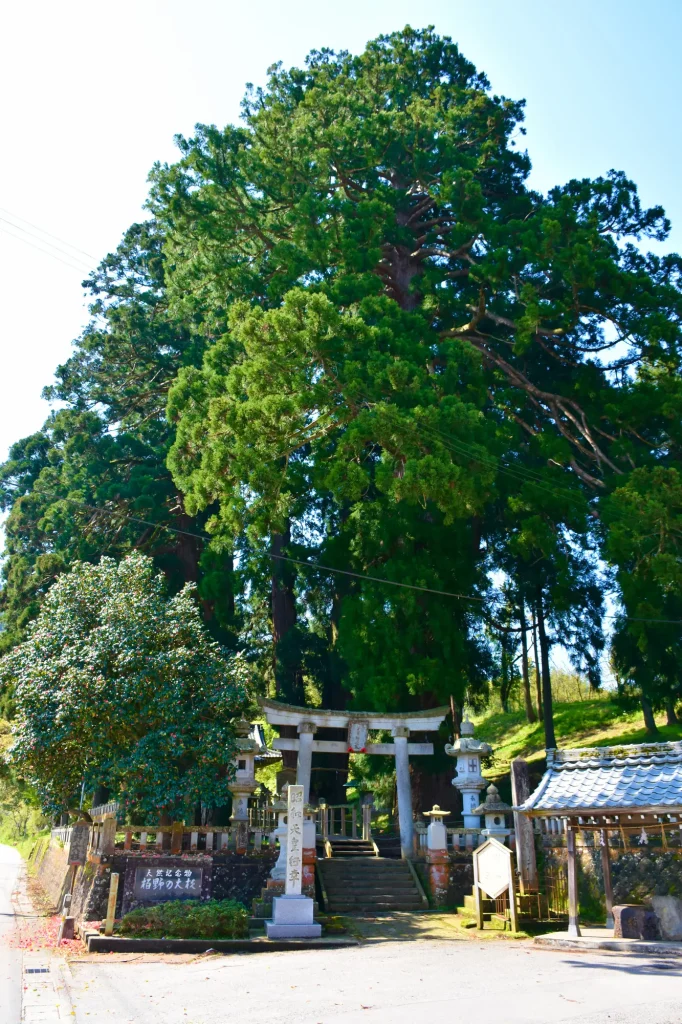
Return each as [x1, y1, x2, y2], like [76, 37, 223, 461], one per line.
[474, 699, 682, 776]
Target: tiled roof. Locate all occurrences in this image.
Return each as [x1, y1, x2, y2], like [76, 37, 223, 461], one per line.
[519, 741, 682, 815]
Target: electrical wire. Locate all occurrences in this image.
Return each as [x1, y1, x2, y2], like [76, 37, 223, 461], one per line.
[10, 491, 682, 625]
[0, 206, 97, 260]
[0, 224, 91, 275]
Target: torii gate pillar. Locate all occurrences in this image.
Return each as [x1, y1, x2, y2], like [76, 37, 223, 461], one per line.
[392, 727, 414, 858]
[260, 699, 448, 860]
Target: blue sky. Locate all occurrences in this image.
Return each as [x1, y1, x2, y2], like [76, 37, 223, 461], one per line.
[1, 0, 680, 462]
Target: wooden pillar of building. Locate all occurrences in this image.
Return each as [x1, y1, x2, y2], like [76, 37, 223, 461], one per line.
[510, 758, 538, 893]
[566, 826, 581, 937]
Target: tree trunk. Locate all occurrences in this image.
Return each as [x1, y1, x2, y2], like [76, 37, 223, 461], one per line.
[532, 607, 543, 723]
[500, 638, 510, 713]
[270, 526, 304, 704]
[520, 602, 537, 724]
[536, 587, 556, 749]
[641, 694, 658, 736]
[666, 694, 679, 726]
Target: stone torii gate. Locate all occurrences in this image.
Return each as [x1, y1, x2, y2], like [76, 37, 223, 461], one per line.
[260, 698, 448, 859]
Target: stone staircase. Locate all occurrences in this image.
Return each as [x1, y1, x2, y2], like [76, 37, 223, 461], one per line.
[318, 853, 426, 914]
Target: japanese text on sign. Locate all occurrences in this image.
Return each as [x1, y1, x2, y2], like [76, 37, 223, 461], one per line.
[133, 866, 203, 901]
[285, 784, 304, 895]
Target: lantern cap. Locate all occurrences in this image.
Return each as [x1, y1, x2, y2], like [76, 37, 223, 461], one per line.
[472, 783, 511, 816]
[423, 803, 450, 820]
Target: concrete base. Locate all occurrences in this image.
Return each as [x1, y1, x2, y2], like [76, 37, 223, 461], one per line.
[534, 927, 682, 957]
[265, 895, 322, 940]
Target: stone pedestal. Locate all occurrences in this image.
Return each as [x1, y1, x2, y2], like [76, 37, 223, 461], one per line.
[265, 894, 322, 938]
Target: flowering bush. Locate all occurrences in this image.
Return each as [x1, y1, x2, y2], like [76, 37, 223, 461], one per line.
[1, 553, 248, 817]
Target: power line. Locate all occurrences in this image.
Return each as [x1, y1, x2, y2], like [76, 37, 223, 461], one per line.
[0, 216, 93, 270]
[11, 491, 682, 625]
[0, 206, 97, 261]
[0, 224, 91, 275]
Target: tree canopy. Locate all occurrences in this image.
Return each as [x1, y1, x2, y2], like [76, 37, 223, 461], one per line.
[1, 26, 681, 772]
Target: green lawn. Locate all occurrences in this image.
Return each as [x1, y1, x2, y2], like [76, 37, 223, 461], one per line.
[473, 698, 682, 775]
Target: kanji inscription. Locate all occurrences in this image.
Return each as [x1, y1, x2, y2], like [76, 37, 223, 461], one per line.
[134, 865, 203, 900]
[285, 784, 304, 896]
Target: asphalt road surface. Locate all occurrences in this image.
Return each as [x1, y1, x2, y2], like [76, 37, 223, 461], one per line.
[65, 938, 682, 1024]
[0, 844, 23, 1023]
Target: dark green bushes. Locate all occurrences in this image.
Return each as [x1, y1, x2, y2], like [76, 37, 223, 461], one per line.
[118, 899, 249, 939]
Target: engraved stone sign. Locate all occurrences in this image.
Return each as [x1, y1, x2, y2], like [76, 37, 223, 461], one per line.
[134, 865, 203, 901]
[348, 720, 369, 752]
[285, 784, 304, 896]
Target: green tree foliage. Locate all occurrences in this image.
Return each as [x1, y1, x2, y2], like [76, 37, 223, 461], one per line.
[0, 553, 247, 817]
[0, 221, 238, 660]
[605, 468, 682, 730]
[1, 26, 681, 751]
[152, 27, 680, 721]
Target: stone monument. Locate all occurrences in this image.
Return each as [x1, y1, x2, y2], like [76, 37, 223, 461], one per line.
[265, 785, 321, 939]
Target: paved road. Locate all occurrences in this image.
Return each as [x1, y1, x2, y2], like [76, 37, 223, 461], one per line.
[0, 844, 23, 1023]
[65, 938, 682, 1024]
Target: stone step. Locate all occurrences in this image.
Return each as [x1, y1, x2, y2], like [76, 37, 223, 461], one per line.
[326, 903, 424, 913]
[323, 879, 416, 889]
[328, 895, 422, 906]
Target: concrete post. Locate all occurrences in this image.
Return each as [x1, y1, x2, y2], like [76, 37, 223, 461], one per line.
[296, 722, 316, 803]
[393, 727, 413, 859]
[510, 758, 538, 893]
[601, 830, 614, 930]
[567, 826, 581, 938]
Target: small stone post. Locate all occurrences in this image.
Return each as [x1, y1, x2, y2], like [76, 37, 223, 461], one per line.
[510, 758, 538, 893]
[104, 872, 119, 937]
[101, 815, 117, 857]
[423, 805, 450, 906]
[302, 811, 317, 893]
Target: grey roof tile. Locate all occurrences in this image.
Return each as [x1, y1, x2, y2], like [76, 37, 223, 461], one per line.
[520, 741, 682, 814]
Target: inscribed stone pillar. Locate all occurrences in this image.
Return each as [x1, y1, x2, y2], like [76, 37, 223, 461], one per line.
[296, 722, 316, 803]
[265, 784, 321, 938]
[510, 758, 538, 893]
[393, 727, 414, 859]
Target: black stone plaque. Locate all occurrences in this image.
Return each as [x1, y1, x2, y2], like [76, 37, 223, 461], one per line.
[134, 865, 203, 901]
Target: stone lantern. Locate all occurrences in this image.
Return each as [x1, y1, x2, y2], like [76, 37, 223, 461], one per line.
[422, 805, 450, 906]
[445, 719, 492, 828]
[473, 783, 512, 845]
[229, 718, 259, 851]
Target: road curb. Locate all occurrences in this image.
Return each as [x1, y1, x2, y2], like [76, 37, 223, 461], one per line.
[84, 929, 357, 954]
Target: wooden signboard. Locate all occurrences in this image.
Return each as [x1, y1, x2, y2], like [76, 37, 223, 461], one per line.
[472, 837, 518, 932]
